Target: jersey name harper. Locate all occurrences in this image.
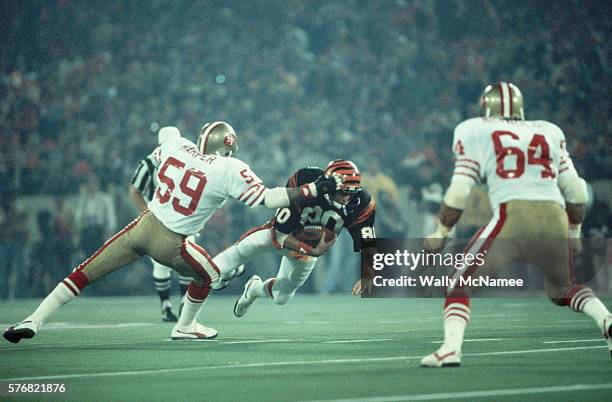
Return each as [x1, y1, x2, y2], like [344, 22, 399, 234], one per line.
[273, 168, 376, 251]
[148, 137, 266, 235]
[452, 117, 579, 209]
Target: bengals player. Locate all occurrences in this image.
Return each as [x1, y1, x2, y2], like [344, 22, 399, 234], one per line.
[3, 122, 342, 343]
[178, 160, 375, 325]
[421, 82, 612, 367]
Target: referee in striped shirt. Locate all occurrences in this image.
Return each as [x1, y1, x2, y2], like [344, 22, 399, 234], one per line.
[128, 126, 192, 322]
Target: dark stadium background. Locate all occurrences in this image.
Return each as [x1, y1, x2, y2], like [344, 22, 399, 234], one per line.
[1, 1, 611, 401]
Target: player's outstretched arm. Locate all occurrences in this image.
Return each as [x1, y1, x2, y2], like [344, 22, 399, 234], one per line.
[262, 174, 342, 209]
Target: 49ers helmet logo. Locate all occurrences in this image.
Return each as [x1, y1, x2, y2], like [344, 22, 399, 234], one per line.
[224, 133, 237, 146]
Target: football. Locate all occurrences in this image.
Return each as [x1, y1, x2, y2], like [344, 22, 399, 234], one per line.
[293, 225, 335, 247]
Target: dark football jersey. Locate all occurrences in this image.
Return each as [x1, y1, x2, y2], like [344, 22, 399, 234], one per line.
[272, 167, 376, 251]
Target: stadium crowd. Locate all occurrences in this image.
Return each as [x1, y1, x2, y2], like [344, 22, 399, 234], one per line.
[1, 0, 610, 298]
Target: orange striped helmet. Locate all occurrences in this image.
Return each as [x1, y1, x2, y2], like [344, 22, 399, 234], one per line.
[479, 82, 524, 120]
[324, 159, 362, 194]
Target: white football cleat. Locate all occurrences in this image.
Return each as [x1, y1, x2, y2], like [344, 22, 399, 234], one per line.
[233, 275, 261, 318]
[212, 265, 246, 291]
[604, 315, 612, 359]
[420, 349, 461, 368]
[3, 321, 38, 344]
[171, 323, 218, 340]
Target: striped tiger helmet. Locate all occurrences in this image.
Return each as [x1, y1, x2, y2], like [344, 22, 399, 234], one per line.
[324, 159, 362, 194]
[197, 121, 238, 156]
[479, 82, 525, 120]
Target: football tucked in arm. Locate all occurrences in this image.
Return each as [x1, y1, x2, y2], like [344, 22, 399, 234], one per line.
[292, 225, 335, 247]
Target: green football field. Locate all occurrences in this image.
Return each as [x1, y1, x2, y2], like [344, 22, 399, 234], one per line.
[1, 295, 611, 401]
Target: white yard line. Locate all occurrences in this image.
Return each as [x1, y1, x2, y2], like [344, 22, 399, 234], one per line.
[0, 344, 606, 382]
[428, 338, 504, 343]
[542, 338, 603, 344]
[323, 339, 394, 344]
[308, 383, 612, 402]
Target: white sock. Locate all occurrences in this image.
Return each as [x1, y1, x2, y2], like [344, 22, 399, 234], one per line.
[441, 302, 470, 353]
[161, 299, 172, 309]
[581, 298, 611, 330]
[249, 278, 274, 299]
[442, 318, 468, 352]
[26, 283, 77, 326]
[176, 299, 205, 330]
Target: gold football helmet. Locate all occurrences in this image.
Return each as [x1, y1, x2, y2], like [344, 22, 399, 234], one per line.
[197, 121, 238, 156]
[479, 82, 525, 120]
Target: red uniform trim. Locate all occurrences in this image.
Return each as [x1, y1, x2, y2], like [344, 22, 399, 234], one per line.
[559, 167, 569, 174]
[189, 241, 221, 276]
[454, 164, 480, 175]
[498, 83, 505, 116]
[444, 313, 470, 323]
[508, 84, 513, 116]
[248, 186, 266, 207]
[456, 158, 481, 167]
[62, 280, 79, 296]
[180, 241, 212, 285]
[75, 212, 143, 272]
[460, 203, 508, 282]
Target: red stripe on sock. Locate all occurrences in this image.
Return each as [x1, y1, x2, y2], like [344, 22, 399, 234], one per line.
[62, 280, 79, 296]
[267, 278, 276, 297]
[445, 313, 470, 323]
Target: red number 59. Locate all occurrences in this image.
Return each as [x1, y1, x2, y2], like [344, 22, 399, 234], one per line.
[155, 157, 207, 216]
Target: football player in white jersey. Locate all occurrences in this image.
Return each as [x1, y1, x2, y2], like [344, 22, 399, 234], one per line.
[3, 121, 342, 343]
[129, 126, 193, 322]
[420, 82, 612, 367]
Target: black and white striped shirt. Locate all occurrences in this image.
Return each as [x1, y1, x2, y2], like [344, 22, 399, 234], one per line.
[131, 154, 158, 202]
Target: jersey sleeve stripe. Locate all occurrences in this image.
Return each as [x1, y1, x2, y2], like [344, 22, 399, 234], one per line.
[453, 172, 480, 183]
[238, 183, 262, 201]
[559, 167, 570, 174]
[454, 164, 480, 175]
[247, 186, 267, 207]
[456, 158, 481, 167]
[352, 200, 376, 226]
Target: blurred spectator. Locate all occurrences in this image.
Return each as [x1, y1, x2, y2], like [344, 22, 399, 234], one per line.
[74, 175, 117, 259]
[29, 209, 74, 297]
[0, 191, 28, 299]
[0, 0, 610, 295]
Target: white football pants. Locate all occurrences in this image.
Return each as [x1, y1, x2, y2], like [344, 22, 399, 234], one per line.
[214, 226, 317, 305]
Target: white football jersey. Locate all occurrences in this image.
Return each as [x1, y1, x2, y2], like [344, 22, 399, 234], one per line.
[452, 117, 579, 210]
[148, 137, 267, 235]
